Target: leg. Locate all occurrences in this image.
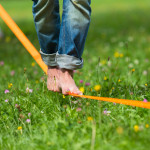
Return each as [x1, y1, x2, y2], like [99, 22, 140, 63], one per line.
[57, 0, 92, 70]
[55, 0, 91, 95]
[32, 0, 60, 66]
[32, 0, 61, 92]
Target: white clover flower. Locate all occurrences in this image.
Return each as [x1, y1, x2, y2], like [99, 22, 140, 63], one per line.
[128, 63, 134, 68]
[143, 70, 147, 75]
[128, 36, 134, 42]
[125, 57, 130, 62]
[107, 61, 112, 67]
[118, 42, 124, 47]
[134, 59, 139, 65]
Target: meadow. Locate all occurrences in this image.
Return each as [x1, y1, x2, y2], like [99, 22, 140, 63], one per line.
[0, 0, 150, 149]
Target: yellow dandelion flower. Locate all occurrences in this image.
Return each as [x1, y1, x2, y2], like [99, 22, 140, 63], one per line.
[112, 87, 115, 90]
[104, 76, 107, 80]
[119, 53, 124, 58]
[86, 102, 90, 106]
[31, 62, 35, 67]
[114, 52, 120, 58]
[94, 85, 101, 91]
[118, 79, 121, 82]
[35, 80, 39, 84]
[79, 87, 84, 93]
[132, 69, 135, 72]
[63, 95, 65, 98]
[134, 125, 139, 132]
[145, 83, 147, 86]
[145, 124, 149, 128]
[87, 117, 93, 121]
[101, 60, 106, 65]
[18, 126, 22, 130]
[8, 83, 13, 88]
[5, 36, 11, 43]
[116, 126, 123, 134]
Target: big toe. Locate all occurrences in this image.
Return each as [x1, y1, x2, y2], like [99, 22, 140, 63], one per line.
[69, 87, 83, 95]
[62, 88, 70, 95]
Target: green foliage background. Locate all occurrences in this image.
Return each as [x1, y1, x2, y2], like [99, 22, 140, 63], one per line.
[0, 0, 150, 149]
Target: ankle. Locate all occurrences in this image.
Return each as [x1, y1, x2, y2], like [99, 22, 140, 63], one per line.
[48, 66, 59, 69]
[60, 68, 73, 76]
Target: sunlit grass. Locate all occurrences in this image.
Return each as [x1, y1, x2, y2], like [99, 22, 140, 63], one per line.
[0, 0, 150, 149]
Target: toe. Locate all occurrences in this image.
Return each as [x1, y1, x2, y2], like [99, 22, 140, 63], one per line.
[53, 86, 61, 93]
[62, 88, 70, 95]
[74, 90, 83, 95]
[68, 87, 83, 95]
[74, 88, 83, 95]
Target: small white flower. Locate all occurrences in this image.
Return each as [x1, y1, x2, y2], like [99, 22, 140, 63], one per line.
[125, 57, 130, 62]
[134, 59, 139, 65]
[102, 68, 105, 72]
[73, 100, 78, 104]
[143, 70, 147, 75]
[128, 63, 134, 68]
[107, 111, 111, 114]
[118, 42, 124, 47]
[26, 87, 33, 93]
[128, 36, 134, 42]
[107, 61, 111, 67]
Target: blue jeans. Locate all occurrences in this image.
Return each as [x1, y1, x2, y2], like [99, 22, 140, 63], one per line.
[32, 0, 91, 70]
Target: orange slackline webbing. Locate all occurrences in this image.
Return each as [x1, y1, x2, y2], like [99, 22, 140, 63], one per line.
[0, 4, 149, 109]
[67, 93, 150, 109]
[0, 4, 47, 73]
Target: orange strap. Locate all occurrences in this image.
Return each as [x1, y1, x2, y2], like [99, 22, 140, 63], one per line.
[0, 4, 47, 73]
[0, 4, 149, 109]
[68, 92, 150, 109]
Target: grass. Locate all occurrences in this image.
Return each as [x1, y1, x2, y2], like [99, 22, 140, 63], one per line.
[0, 0, 150, 149]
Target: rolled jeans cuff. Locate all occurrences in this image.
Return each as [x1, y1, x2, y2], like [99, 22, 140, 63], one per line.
[40, 50, 83, 70]
[40, 50, 58, 66]
[56, 52, 83, 70]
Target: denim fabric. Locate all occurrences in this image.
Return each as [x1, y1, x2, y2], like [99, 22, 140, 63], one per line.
[32, 0, 91, 70]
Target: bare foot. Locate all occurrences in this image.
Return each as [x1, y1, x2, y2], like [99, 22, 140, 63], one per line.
[47, 66, 82, 95]
[47, 66, 61, 92]
[58, 68, 83, 95]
